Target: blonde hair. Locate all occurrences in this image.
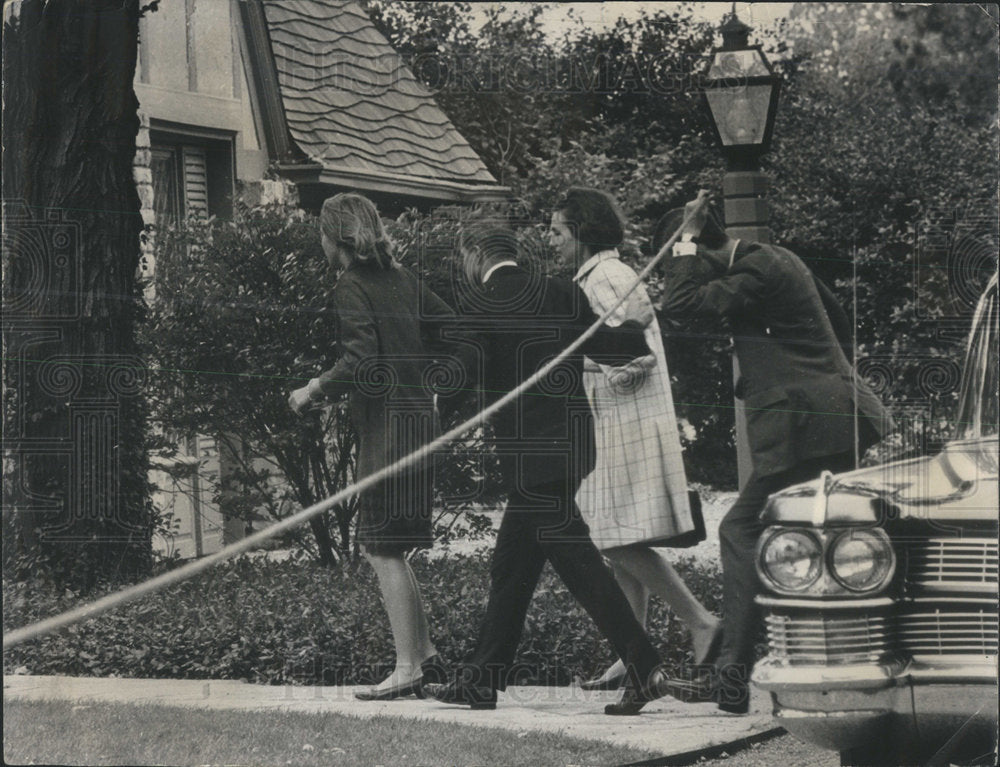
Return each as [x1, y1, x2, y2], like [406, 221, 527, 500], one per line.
[319, 193, 396, 269]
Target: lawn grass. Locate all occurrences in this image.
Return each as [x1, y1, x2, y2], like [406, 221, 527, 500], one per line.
[3, 698, 660, 767]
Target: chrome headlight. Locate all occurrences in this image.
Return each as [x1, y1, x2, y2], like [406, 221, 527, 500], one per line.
[759, 529, 823, 592]
[828, 528, 895, 592]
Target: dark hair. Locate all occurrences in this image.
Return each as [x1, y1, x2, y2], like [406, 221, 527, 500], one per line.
[651, 202, 727, 254]
[458, 222, 520, 265]
[554, 187, 626, 251]
[319, 193, 396, 269]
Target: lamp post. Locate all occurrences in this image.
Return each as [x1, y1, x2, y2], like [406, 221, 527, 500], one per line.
[703, 8, 782, 487]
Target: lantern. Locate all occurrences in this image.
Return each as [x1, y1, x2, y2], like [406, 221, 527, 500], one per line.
[703, 11, 781, 166]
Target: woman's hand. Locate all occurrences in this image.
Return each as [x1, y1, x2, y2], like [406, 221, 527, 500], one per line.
[606, 354, 657, 392]
[289, 378, 322, 414]
[634, 299, 655, 328]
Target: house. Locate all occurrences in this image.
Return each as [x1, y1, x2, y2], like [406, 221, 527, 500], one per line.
[138, 0, 506, 558]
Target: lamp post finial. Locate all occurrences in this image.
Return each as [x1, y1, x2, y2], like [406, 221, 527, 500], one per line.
[719, 7, 752, 51]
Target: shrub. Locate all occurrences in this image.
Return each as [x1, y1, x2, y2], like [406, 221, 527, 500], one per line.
[4, 552, 722, 686]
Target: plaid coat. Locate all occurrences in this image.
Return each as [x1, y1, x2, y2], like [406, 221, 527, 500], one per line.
[573, 251, 695, 549]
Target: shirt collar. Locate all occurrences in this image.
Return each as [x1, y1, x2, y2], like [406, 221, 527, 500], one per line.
[573, 249, 619, 283]
[482, 260, 518, 284]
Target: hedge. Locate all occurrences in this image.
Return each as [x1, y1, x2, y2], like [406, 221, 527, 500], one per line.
[3, 552, 727, 686]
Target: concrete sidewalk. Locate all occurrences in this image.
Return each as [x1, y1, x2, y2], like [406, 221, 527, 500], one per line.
[4, 674, 780, 763]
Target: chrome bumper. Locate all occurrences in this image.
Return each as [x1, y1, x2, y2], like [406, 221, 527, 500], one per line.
[753, 658, 998, 752]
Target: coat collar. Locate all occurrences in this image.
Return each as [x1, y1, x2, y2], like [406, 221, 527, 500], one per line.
[573, 249, 619, 283]
[730, 240, 754, 269]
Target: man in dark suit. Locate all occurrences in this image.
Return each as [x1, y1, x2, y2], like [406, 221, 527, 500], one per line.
[652, 199, 890, 713]
[424, 224, 672, 715]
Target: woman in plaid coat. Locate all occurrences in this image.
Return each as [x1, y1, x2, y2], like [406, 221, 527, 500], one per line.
[548, 187, 721, 689]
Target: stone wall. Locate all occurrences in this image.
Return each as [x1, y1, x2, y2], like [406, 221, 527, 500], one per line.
[133, 109, 156, 289]
[238, 176, 298, 208]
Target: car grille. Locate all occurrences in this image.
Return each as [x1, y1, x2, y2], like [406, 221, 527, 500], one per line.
[765, 536, 999, 664]
[897, 605, 999, 657]
[905, 537, 999, 593]
[766, 606, 998, 664]
[765, 614, 891, 664]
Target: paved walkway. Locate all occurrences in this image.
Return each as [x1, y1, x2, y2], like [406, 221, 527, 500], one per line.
[4, 674, 779, 764]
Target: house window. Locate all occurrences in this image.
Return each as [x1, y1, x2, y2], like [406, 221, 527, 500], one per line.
[151, 147, 182, 225]
[149, 125, 235, 224]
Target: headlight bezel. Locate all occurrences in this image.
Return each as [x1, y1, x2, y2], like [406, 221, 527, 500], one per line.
[756, 525, 897, 597]
[758, 528, 824, 593]
[827, 527, 896, 593]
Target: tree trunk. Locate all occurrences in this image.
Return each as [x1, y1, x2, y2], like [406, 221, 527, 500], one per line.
[2, 0, 151, 589]
[308, 515, 337, 568]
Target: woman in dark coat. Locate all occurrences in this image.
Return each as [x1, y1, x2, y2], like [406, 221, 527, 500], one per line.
[289, 193, 452, 700]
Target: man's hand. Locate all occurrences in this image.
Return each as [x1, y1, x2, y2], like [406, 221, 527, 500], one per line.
[680, 192, 711, 241]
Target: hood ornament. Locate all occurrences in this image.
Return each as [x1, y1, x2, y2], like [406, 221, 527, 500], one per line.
[811, 470, 836, 527]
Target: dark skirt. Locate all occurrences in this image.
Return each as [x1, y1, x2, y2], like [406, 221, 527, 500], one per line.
[353, 398, 438, 555]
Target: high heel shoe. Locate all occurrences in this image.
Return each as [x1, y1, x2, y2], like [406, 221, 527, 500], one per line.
[579, 667, 627, 691]
[354, 674, 426, 701]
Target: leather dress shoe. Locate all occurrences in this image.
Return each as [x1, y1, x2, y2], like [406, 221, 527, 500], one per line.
[424, 681, 497, 710]
[659, 667, 750, 715]
[715, 675, 750, 714]
[657, 669, 717, 705]
[354, 676, 425, 701]
[718, 696, 750, 715]
[604, 667, 672, 716]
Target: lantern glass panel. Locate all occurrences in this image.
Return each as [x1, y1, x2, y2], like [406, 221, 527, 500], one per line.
[705, 84, 773, 146]
[708, 48, 770, 80]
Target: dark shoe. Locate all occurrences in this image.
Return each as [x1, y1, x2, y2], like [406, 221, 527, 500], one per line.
[424, 681, 497, 710]
[604, 667, 672, 716]
[354, 676, 425, 701]
[718, 697, 750, 715]
[666, 666, 750, 714]
[419, 654, 449, 686]
[714, 673, 750, 715]
[579, 668, 627, 691]
[658, 668, 717, 704]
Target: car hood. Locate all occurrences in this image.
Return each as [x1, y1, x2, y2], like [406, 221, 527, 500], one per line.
[761, 437, 999, 526]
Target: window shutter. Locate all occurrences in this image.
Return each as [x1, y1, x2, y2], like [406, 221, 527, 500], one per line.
[182, 146, 209, 218]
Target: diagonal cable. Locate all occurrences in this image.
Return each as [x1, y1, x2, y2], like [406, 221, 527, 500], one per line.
[4, 192, 710, 649]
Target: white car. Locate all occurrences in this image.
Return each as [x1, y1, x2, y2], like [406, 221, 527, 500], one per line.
[752, 273, 998, 766]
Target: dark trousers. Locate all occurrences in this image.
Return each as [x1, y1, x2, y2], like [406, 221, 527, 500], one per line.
[463, 477, 662, 691]
[717, 451, 856, 681]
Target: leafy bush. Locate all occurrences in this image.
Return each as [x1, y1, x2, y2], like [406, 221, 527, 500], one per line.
[3, 552, 722, 686]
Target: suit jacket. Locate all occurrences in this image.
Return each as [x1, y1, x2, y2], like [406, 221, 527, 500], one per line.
[460, 264, 651, 489]
[661, 241, 890, 477]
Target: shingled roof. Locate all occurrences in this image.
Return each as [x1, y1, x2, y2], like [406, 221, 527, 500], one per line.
[241, 0, 507, 203]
